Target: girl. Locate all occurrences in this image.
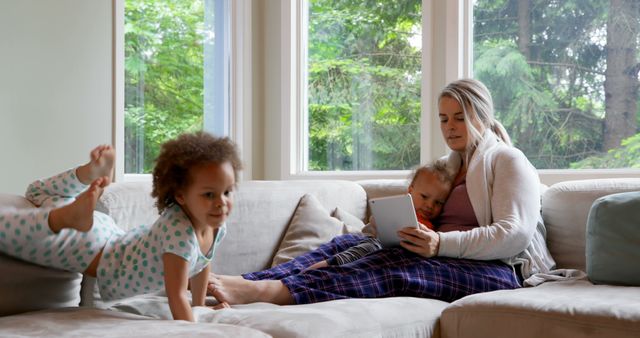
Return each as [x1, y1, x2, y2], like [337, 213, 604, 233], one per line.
[0, 132, 241, 321]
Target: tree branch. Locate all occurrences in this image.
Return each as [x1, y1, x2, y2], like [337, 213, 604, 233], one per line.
[526, 60, 605, 75]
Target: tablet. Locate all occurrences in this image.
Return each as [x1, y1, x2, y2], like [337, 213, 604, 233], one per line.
[369, 194, 419, 247]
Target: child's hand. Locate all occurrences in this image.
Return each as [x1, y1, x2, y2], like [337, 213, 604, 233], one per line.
[211, 301, 230, 310]
[304, 260, 328, 271]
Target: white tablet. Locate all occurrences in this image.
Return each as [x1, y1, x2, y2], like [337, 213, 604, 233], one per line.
[368, 194, 419, 247]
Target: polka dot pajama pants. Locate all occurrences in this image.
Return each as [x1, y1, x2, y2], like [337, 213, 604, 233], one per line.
[0, 168, 123, 273]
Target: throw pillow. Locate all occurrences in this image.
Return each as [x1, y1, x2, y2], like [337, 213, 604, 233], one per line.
[586, 191, 640, 286]
[271, 194, 344, 267]
[331, 206, 367, 234]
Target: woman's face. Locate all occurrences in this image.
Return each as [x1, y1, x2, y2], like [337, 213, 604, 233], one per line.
[439, 96, 470, 152]
[439, 96, 485, 153]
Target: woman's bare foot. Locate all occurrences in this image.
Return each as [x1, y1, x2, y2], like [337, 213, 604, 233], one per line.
[77, 145, 115, 185]
[207, 274, 293, 305]
[48, 177, 109, 233]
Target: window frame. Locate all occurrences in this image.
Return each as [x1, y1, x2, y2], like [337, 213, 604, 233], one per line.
[279, 0, 640, 185]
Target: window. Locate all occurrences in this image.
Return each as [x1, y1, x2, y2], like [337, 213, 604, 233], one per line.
[122, 0, 230, 174]
[474, 0, 640, 169]
[306, 0, 422, 171]
[292, 0, 640, 180]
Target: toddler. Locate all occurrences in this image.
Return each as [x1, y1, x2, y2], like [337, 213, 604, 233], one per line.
[309, 161, 453, 269]
[0, 132, 241, 321]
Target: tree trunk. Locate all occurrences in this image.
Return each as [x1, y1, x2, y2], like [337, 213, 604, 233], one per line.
[604, 0, 639, 150]
[517, 0, 531, 59]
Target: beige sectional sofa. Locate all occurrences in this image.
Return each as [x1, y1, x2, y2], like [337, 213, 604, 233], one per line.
[1, 178, 639, 338]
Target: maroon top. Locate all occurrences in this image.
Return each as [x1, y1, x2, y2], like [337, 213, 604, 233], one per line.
[434, 176, 479, 232]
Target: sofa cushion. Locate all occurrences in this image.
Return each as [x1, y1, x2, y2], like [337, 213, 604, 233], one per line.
[97, 180, 368, 276]
[0, 194, 82, 316]
[357, 179, 409, 200]
[106, 292, 448, 338]
[440, 280, 640, 338]
[96, 181, 157, 231]
[586, 191, 640, 286]
[332, 206, 367, 234]
[271, 194, 346, 267]
[0, 307, 270, 338]
[541, 178, 640, 271]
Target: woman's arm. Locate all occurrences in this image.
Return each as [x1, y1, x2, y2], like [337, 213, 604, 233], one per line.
[163, 253, 194, 321]
[438, 148, 540, 260]
[190, 264, 210, 307]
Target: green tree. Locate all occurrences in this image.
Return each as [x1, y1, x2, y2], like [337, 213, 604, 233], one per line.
[308, 0, 422, 170]
[474, 0, 640, 169]
[125, 0, 205, 173]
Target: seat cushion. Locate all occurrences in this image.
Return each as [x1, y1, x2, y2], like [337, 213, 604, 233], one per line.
[586, 191, 640, 286]
[0, 194, 82, 316]
[0, 307, 270, 338]
[440, 280, 640, 338]
[107, 292, 448, 338]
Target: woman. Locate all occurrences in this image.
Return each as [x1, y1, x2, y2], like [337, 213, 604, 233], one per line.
[207, 78, 556, 305]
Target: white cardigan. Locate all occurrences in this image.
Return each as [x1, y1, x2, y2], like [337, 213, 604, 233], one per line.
[437, 131, 556, 282]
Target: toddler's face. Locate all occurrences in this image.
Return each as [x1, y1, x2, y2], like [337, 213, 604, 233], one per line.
[176, 161, 236, 229]
[408, 172, 450, 221]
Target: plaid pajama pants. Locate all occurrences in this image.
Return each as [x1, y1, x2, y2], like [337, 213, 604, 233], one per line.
[243, 233, 520, 304]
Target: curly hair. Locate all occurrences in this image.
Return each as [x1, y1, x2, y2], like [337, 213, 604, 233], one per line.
[151, 131, 242, 214]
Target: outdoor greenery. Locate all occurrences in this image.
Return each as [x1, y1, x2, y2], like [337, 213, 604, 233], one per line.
[474, 0, 640, 169]
[124, 0, 205, 173]
[124, 0, 640, 173]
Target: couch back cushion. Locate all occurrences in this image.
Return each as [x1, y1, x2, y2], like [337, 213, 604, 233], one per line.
[0, 194, 82, 316]
[97, 180, 367, 275]
[542, 178, 640, 271]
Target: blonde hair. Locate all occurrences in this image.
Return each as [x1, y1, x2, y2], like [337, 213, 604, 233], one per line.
[409, 159, 454, 189]
[438, 78, 512, 149]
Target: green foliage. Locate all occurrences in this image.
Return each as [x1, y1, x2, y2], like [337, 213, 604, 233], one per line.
[308, 0, 421, 170]
[123, 0, 639, 172]
[572, 134, 640, 168]
[474, 0, 638, 169]
[124, 0, 205, 173]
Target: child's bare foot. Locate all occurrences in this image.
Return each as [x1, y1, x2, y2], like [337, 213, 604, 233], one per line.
[304, 260, 328, 271]
[77, 145, 115, 185]
[207, 274, 293, 305]
[48, 177, 108, 233]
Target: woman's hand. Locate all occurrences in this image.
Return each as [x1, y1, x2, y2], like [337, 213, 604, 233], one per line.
[397, 223, 440, 258]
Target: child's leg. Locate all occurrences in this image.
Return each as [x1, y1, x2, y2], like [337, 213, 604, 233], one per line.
[0, 204, 122, 273]
[25, 145, 115, 208]
[48, 177, 109, 233]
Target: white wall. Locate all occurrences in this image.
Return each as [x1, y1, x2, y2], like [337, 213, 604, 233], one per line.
[0, 0, 113, 195]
